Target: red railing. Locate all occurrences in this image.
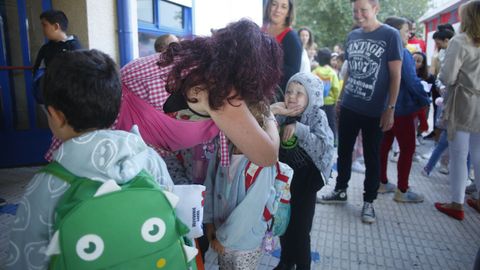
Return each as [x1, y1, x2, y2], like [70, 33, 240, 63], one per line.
[0, 66, 33, 70]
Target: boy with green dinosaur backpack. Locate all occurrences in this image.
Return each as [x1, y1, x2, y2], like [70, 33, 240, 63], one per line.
[6, 50, 197, 270]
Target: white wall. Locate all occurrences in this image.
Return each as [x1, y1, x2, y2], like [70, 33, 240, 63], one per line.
[193, 0, 263, 36]
[52, 0, 120, 63]
[85, 0, 119, 62]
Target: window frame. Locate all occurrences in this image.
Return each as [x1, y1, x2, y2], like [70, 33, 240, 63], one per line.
[137, 0, 192, 38]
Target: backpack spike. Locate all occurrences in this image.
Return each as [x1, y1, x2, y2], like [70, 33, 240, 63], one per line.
[162, 190, 179, 208]
[45, 230, 61, 256]
[94, 180, 121, 197]
[182, 244, 198, 262]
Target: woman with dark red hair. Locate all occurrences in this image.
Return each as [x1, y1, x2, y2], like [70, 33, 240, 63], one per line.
[117, 19, 283, 168]
[45, 19, 283, 170]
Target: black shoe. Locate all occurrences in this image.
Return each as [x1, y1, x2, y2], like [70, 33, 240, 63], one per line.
[424, 131, 436, 140]
[0, 198, 6, 207]
[273, 262, 295, 270]
[317, 189, 347, 204]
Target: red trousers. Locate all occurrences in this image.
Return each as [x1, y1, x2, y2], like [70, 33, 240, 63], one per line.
[414, 107, 428, 133]
[380, 113, 416, 192]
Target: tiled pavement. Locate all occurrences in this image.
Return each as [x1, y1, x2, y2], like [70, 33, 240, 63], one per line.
[1, 141, 479, 270]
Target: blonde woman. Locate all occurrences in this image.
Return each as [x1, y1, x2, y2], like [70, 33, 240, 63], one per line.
[435, 0, 480, 220]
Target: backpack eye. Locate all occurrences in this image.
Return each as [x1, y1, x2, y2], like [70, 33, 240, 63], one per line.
[141, 217, 166, 242]
[76, 234, 104, 261]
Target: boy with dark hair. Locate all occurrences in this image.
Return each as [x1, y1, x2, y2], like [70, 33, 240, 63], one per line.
[33, 9, 82, 75]
[319, 0, 403, 224]
[32, 9, 82, 104]
[6, 50, 175, 270]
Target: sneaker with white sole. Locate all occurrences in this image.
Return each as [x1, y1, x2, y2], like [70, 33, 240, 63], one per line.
[351, 161, 366, 173]
[378, 182, 396, 194]
[438, 165, 449, 175]
[317, 189, 347, 204]
[361, 202, 376, 224]
[421, 167, 430, 177]
[393, 189, 424, 203]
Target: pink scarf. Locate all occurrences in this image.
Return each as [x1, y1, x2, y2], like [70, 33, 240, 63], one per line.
[116, 86, 220, 152]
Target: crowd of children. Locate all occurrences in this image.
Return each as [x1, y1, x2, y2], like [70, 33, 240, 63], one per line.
[4, 0, 480, 269]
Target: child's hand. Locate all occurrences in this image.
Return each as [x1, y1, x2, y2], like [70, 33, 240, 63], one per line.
[205, 223, 216, 242]
[211, 239, 225, 255]
[270, 102, 303, 116]
[282, 123, 296, 142]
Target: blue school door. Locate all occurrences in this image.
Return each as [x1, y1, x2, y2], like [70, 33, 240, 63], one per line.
[0, 0, 52, 168]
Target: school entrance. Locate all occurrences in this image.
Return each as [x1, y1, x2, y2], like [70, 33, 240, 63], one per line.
[0, 0, 52, 168]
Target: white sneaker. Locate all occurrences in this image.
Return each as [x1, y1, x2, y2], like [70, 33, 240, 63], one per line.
[417, 136, 424, 145]
[393, 189, 424, 203]
[421, 167, 430, 178]
[390, 152, 399, 162]
[378, 182, 396, 194]
[413, 153, 421, 162]
[420, 153, 431, 160]
[438, 165, 449, 175]
[351, 161, 366, 173]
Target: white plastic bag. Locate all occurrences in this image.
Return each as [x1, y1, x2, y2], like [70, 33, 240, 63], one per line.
[172, 184, 206, 238]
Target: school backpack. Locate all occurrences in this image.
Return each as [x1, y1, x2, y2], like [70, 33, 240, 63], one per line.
[40, 161, 198, 270]
[317, 74, 332, 97]
[244, 161, 293, 237]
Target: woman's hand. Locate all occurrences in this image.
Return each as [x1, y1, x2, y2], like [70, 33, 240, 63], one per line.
[208, 98, 280, 166]
[205, 223, 216, 242]
[270, 102, 304, 117]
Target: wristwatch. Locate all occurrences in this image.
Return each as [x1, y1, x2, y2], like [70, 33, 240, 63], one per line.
[387, 105, 395, 110]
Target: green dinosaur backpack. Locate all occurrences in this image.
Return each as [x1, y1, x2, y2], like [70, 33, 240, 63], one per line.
[40, 161, 198, 270]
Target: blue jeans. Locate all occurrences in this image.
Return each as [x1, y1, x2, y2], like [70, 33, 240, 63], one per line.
[424, 130, 448, 173]
[424, 130, 471, 174]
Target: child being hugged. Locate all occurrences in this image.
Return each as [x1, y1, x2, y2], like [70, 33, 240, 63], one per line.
[203, 102, 280, 270]
[6, 50, 175, 270]
[271, 72, 335, 270]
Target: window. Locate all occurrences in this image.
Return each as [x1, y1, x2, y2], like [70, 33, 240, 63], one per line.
[137, 0, 154, 24]
[137, 0, 192, 57]
[159, 1, 183, 29]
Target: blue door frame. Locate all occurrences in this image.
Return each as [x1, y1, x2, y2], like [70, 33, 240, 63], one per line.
[0, 0, 52, 168]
